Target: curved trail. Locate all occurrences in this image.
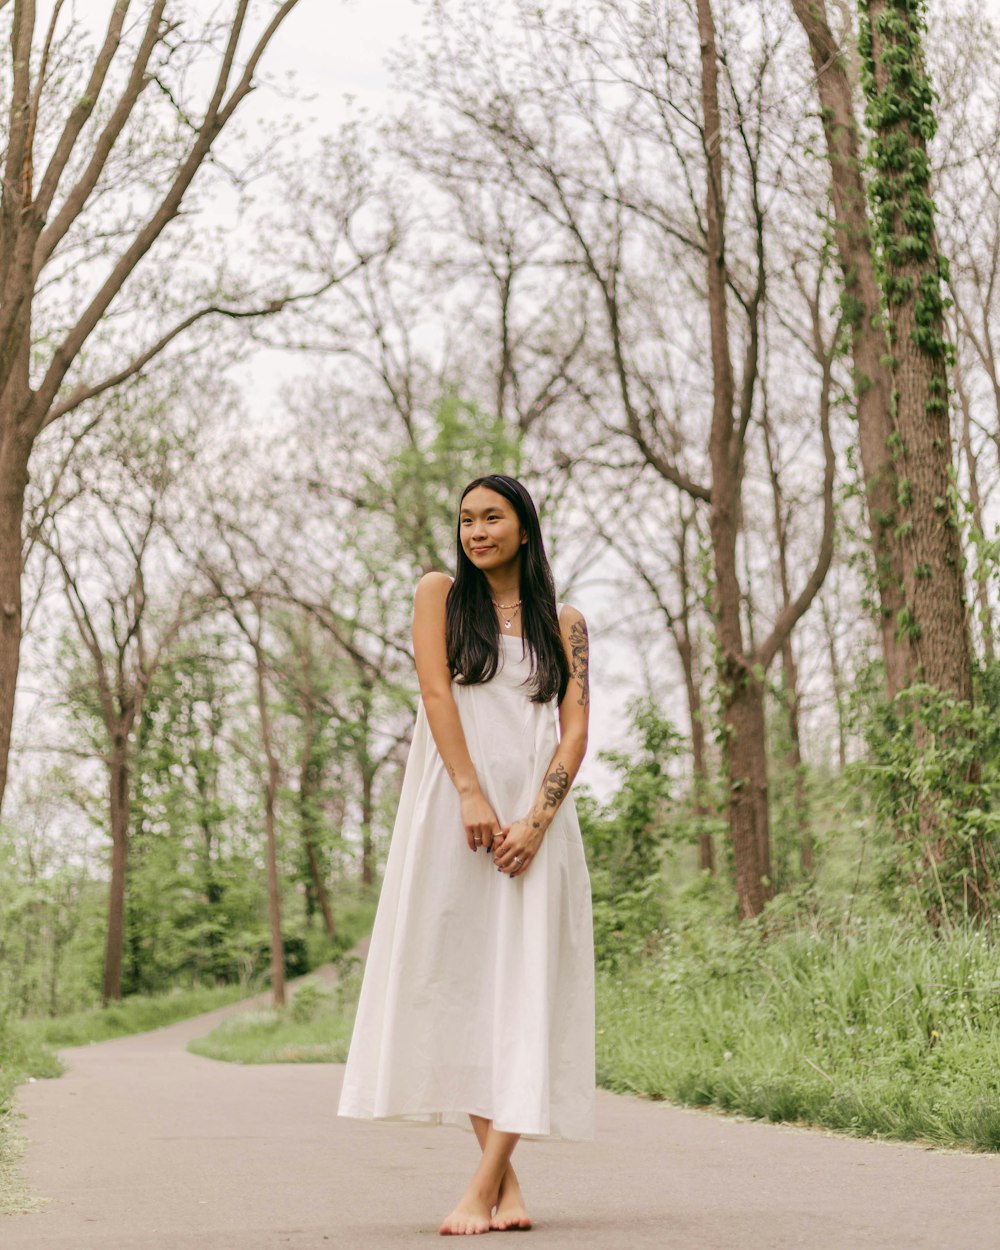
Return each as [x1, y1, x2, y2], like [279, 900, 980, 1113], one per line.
[3, 969, 998, 1249]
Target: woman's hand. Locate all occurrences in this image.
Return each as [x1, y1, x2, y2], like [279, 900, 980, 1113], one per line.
[493, 817, 546, 878]
[460, 789, 501, 852]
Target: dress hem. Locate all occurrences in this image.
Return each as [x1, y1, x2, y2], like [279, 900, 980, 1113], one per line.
[337, 1102, 595, 1143]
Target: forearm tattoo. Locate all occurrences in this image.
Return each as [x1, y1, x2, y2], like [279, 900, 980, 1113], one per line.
[569, 618, 590, 707]
[542, 762, 570, 812]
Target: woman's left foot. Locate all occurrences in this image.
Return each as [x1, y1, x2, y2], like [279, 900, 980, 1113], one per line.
[490, 1186, 532, 1231]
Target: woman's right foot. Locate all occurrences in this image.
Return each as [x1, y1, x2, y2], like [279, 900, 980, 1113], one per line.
[440, 1190, 494, 1235]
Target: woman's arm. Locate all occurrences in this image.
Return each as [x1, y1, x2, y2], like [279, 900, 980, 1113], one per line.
[493, 606, 590, 878]
[412, 571, 503, 852]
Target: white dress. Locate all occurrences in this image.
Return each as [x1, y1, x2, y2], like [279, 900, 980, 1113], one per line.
[337, 626, 595, 1141]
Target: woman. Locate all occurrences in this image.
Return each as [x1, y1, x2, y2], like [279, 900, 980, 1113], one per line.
[338, 473, 594, 1236]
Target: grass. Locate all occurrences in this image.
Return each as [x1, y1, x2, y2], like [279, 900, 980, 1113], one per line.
[185, 890, 1000, 1153]
[596, 910, 1000, 1151]
[188, 960, 362, 1064]
[21, 982, 249, 1050]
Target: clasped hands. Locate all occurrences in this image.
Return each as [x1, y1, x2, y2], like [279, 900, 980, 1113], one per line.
[460, 789, 544, 878]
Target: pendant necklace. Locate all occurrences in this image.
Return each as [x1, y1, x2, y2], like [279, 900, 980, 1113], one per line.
[492, 598, 522, 630]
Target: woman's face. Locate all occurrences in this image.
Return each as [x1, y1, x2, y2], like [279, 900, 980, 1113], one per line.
[459, 486, 527, 573]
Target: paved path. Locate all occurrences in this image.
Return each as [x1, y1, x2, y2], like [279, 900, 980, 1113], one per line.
[3, 976, 1000, 1249]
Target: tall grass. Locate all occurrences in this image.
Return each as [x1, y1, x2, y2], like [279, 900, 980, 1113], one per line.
[188, 957, 363, 1064]
[597, 913, 1000, 1150]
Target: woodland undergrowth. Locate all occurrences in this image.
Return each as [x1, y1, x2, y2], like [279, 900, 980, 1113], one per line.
[595, 885, 1000, 1151]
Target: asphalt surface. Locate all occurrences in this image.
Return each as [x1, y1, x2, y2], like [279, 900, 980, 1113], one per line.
[4, 971, 1000, 1249]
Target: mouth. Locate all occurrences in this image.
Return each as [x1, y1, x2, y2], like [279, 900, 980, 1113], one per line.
[470, 546, 494, 555]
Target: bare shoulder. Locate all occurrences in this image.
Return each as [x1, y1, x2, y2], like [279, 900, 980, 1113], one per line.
[414, 571, 453, 604]
[558, 603, 588, 638]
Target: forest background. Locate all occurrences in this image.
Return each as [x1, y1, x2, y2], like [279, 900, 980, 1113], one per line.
[4, 0, 1000, 1174]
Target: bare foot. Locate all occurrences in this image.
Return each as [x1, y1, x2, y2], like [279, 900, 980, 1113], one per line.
[490, 1175, 532, 1232]
[440, 1194, 493, 1236]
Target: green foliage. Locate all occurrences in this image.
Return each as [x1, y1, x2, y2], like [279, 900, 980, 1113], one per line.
[18, 982, 248, 1050]
[858, 0, 953, 442]
[580, 697, 710, 968]
[851, 662, 1000, 920]
[188, 959, 362, 1065]
[368, 390, 523, 571]
[597, 901, 1000, 1151]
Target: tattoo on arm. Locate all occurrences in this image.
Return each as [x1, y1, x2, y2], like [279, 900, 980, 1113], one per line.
[542, 762, 570, 812]
[569, 618, 590, 708]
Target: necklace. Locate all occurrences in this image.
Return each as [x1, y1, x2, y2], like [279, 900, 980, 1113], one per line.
[492, 598, 522, 631]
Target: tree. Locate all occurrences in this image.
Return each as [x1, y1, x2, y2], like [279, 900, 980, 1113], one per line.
[789, 0, 912, 696]
[41, 407, 199, 1002]
[858, 0, 984, 905]
[693, 0, 835, 916]
[403, 0, 838, 917]
[0, 0, 308, 815]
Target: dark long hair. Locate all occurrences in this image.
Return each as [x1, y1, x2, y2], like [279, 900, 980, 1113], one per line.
[445, 474, 568, 704]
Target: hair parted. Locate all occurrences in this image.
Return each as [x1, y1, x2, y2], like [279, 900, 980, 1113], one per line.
[445, 474, 568, 704]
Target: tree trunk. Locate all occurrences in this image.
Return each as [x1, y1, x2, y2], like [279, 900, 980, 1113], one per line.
[955, 360, 994, 661]
[102, 737, 130, 1004]
[361, 767, 375, 888]
[861, 0, 985, 910]
[253, 643, 285, 1007]
[298, 703, 336, 937]
[675, 513, 714, 874]
[0, 433, 29, 813]
[698, 0, 771, 917]
[762, 407, 813, 876]
[789, 0, 913, 697]
[860, 2, 972, 682]
[679, 632, 714, 875]
[820, 597, 849, 772]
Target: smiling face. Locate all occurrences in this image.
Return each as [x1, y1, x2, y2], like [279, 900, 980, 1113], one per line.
[459, 486, 527, 574]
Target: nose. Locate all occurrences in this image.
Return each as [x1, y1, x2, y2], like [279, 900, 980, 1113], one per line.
[469, 517, 487, 541]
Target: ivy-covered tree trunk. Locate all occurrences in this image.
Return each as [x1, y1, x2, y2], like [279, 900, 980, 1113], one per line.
[859, 0, 988, 909]
[789, 0, 913, 698]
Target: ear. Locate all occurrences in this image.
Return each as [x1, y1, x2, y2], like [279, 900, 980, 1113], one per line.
[520, 530, 528, 545]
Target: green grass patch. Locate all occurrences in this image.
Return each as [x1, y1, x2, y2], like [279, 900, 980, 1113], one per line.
[597, 911, 1000, 1151]
[20, 982, 249, 1050]
[188, 962, 362, 1064]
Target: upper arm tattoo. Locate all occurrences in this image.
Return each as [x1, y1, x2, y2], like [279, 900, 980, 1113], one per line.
[568, 617, 590, 708]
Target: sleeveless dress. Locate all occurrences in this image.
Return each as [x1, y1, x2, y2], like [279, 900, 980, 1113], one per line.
[337, 624, 595, 1141]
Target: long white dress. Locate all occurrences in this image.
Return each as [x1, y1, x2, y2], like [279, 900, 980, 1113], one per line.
[337, 627, 595, 1141]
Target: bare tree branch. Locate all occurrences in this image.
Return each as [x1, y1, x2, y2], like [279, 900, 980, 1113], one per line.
[27, 0, 302, 434]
